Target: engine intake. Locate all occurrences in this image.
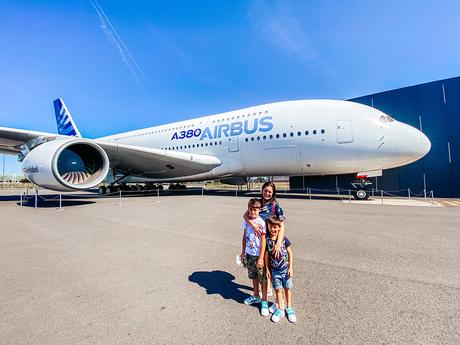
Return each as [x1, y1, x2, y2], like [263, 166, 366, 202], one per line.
[22, 138, 109, 191]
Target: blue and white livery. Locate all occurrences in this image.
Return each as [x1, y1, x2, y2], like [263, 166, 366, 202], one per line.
[0, 98, 431, 195]
[53, 98, 81, 137]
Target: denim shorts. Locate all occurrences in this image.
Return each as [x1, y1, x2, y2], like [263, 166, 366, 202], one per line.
[271, 269, 293, 289]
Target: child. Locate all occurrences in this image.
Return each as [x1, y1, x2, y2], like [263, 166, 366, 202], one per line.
[241, 198, 269, 317]
[265, 215, 297, 323]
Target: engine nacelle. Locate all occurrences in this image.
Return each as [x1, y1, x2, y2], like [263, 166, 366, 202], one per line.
[219, 177, 248, 185]
[22, 138, 110, 191]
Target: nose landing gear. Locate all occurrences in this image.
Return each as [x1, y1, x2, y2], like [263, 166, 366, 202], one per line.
[351, 176, 373, 200]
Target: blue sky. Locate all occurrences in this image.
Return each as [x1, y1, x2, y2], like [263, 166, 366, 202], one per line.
[1, 0, 460, 175]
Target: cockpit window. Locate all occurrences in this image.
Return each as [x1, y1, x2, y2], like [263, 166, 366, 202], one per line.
[379, 115, 396, 123]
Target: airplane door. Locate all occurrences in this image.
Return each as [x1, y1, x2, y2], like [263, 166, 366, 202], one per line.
[336, 120, 353, 143]
[228, 136, 239, 152]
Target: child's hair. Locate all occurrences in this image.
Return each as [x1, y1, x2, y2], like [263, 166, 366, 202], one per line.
[261, 181, 277, 201]
[248, 198, 262, 209]
[266, 215, 283, 227]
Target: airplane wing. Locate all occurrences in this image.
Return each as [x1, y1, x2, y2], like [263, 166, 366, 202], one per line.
[94, 140, 221, 178]
[0, 127, 60, 154]
[0, 126, 221, 178]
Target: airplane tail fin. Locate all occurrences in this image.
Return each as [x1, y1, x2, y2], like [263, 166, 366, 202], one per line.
[53, 98, 82, 137]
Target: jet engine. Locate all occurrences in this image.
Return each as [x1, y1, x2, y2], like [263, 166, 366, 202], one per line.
[21, 138, 109, 191]
[219, 177, 249, 185]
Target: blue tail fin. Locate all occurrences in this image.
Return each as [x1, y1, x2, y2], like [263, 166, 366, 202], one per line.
[53, 98, 81, 137]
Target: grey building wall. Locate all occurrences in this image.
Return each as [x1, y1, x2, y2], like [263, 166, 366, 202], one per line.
[290, 76, 460, 197]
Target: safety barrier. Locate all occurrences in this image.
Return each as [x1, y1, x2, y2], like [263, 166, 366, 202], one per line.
[12, 185, 437, 210]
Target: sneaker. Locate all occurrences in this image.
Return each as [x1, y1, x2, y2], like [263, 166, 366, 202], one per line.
[244, 295, 261, 305]
[267, 288, 273, 297]
[269, 303, 278, 314]
[271, 308, 284, 323]
[286, 307, 297, 323]
[260, 301, 269, 317]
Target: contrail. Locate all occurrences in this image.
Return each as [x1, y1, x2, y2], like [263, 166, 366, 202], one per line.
[90, 0, 145, 81]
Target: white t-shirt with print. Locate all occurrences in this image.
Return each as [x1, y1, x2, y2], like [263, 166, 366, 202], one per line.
[243, 216, 266, 256]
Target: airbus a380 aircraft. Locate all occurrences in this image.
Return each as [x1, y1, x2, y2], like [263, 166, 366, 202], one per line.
[0, 98, 430, 199]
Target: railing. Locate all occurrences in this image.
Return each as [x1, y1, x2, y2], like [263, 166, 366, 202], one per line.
[7, 185, 439, 210]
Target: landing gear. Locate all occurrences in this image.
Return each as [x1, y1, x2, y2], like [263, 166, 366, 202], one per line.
[351, 176, 372, 200]
[169, 183, 186, 190]
[352, 189, 369, 200]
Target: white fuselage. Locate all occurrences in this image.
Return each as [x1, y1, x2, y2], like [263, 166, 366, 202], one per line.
[99, 100, 431, 182]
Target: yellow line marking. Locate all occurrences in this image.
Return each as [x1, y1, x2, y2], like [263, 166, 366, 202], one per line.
[444, 201, 457, 206]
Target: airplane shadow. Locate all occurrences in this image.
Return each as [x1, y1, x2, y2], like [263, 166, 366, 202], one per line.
[188, 270, 252, 304]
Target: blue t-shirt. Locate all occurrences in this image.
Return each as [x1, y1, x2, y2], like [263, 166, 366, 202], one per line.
[259, 199, 286, 221]
[266, 236, 291, 271]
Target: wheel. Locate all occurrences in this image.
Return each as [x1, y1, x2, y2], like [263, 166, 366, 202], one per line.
[353, 189, 369, 200]
[98, 186, 106, 195]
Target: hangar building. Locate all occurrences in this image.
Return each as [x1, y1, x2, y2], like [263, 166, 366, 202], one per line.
[290, 76, 460, 198]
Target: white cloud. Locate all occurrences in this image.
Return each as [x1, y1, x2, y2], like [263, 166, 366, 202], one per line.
[247, 0, 319, 64]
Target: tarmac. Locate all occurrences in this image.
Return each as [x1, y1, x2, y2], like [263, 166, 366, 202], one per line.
[0, 190, 459, 345]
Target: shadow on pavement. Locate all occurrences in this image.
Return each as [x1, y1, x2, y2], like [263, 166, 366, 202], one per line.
[189, 270, 252, 304]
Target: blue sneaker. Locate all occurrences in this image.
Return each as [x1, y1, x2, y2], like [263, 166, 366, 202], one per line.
[244, 295, 261, 305]
[286, 307, 297, 323]
[271, 308, 284, 323]
[260, 301, 269, 317]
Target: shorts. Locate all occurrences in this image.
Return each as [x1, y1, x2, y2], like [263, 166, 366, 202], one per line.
[246, 254, 266, 283]
[271, 269, 293, 289]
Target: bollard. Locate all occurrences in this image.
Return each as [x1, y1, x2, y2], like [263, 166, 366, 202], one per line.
[371, 188, 374, 197]
[157, 188, 160, 203]
[119, 189, 122, 206]
[35, 192, 38, 209]
[202, 187, 204, 197]
[59, 194, 62, 211]
[424, 189, 427, 200]
[235, 188, 238, 197]
[20, 193, 23, 207]
[408, 188, 411, 199]
[337, 187, 340, 196]
[348, 189, 351, 202]
[431, 190, 434, 204]
[381, 190, 384, 205]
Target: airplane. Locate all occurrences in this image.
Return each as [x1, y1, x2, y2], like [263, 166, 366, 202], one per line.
[0, 98, 431, 199]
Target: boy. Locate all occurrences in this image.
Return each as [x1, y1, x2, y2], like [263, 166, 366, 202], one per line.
[241, 198, 269, 317]
[265, 215, 297, 323]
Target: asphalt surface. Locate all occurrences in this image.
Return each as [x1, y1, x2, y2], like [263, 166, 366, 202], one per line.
[0, 191, 459, 345]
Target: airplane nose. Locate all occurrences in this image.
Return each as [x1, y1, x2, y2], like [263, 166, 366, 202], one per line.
[418, 131, 431, 158]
